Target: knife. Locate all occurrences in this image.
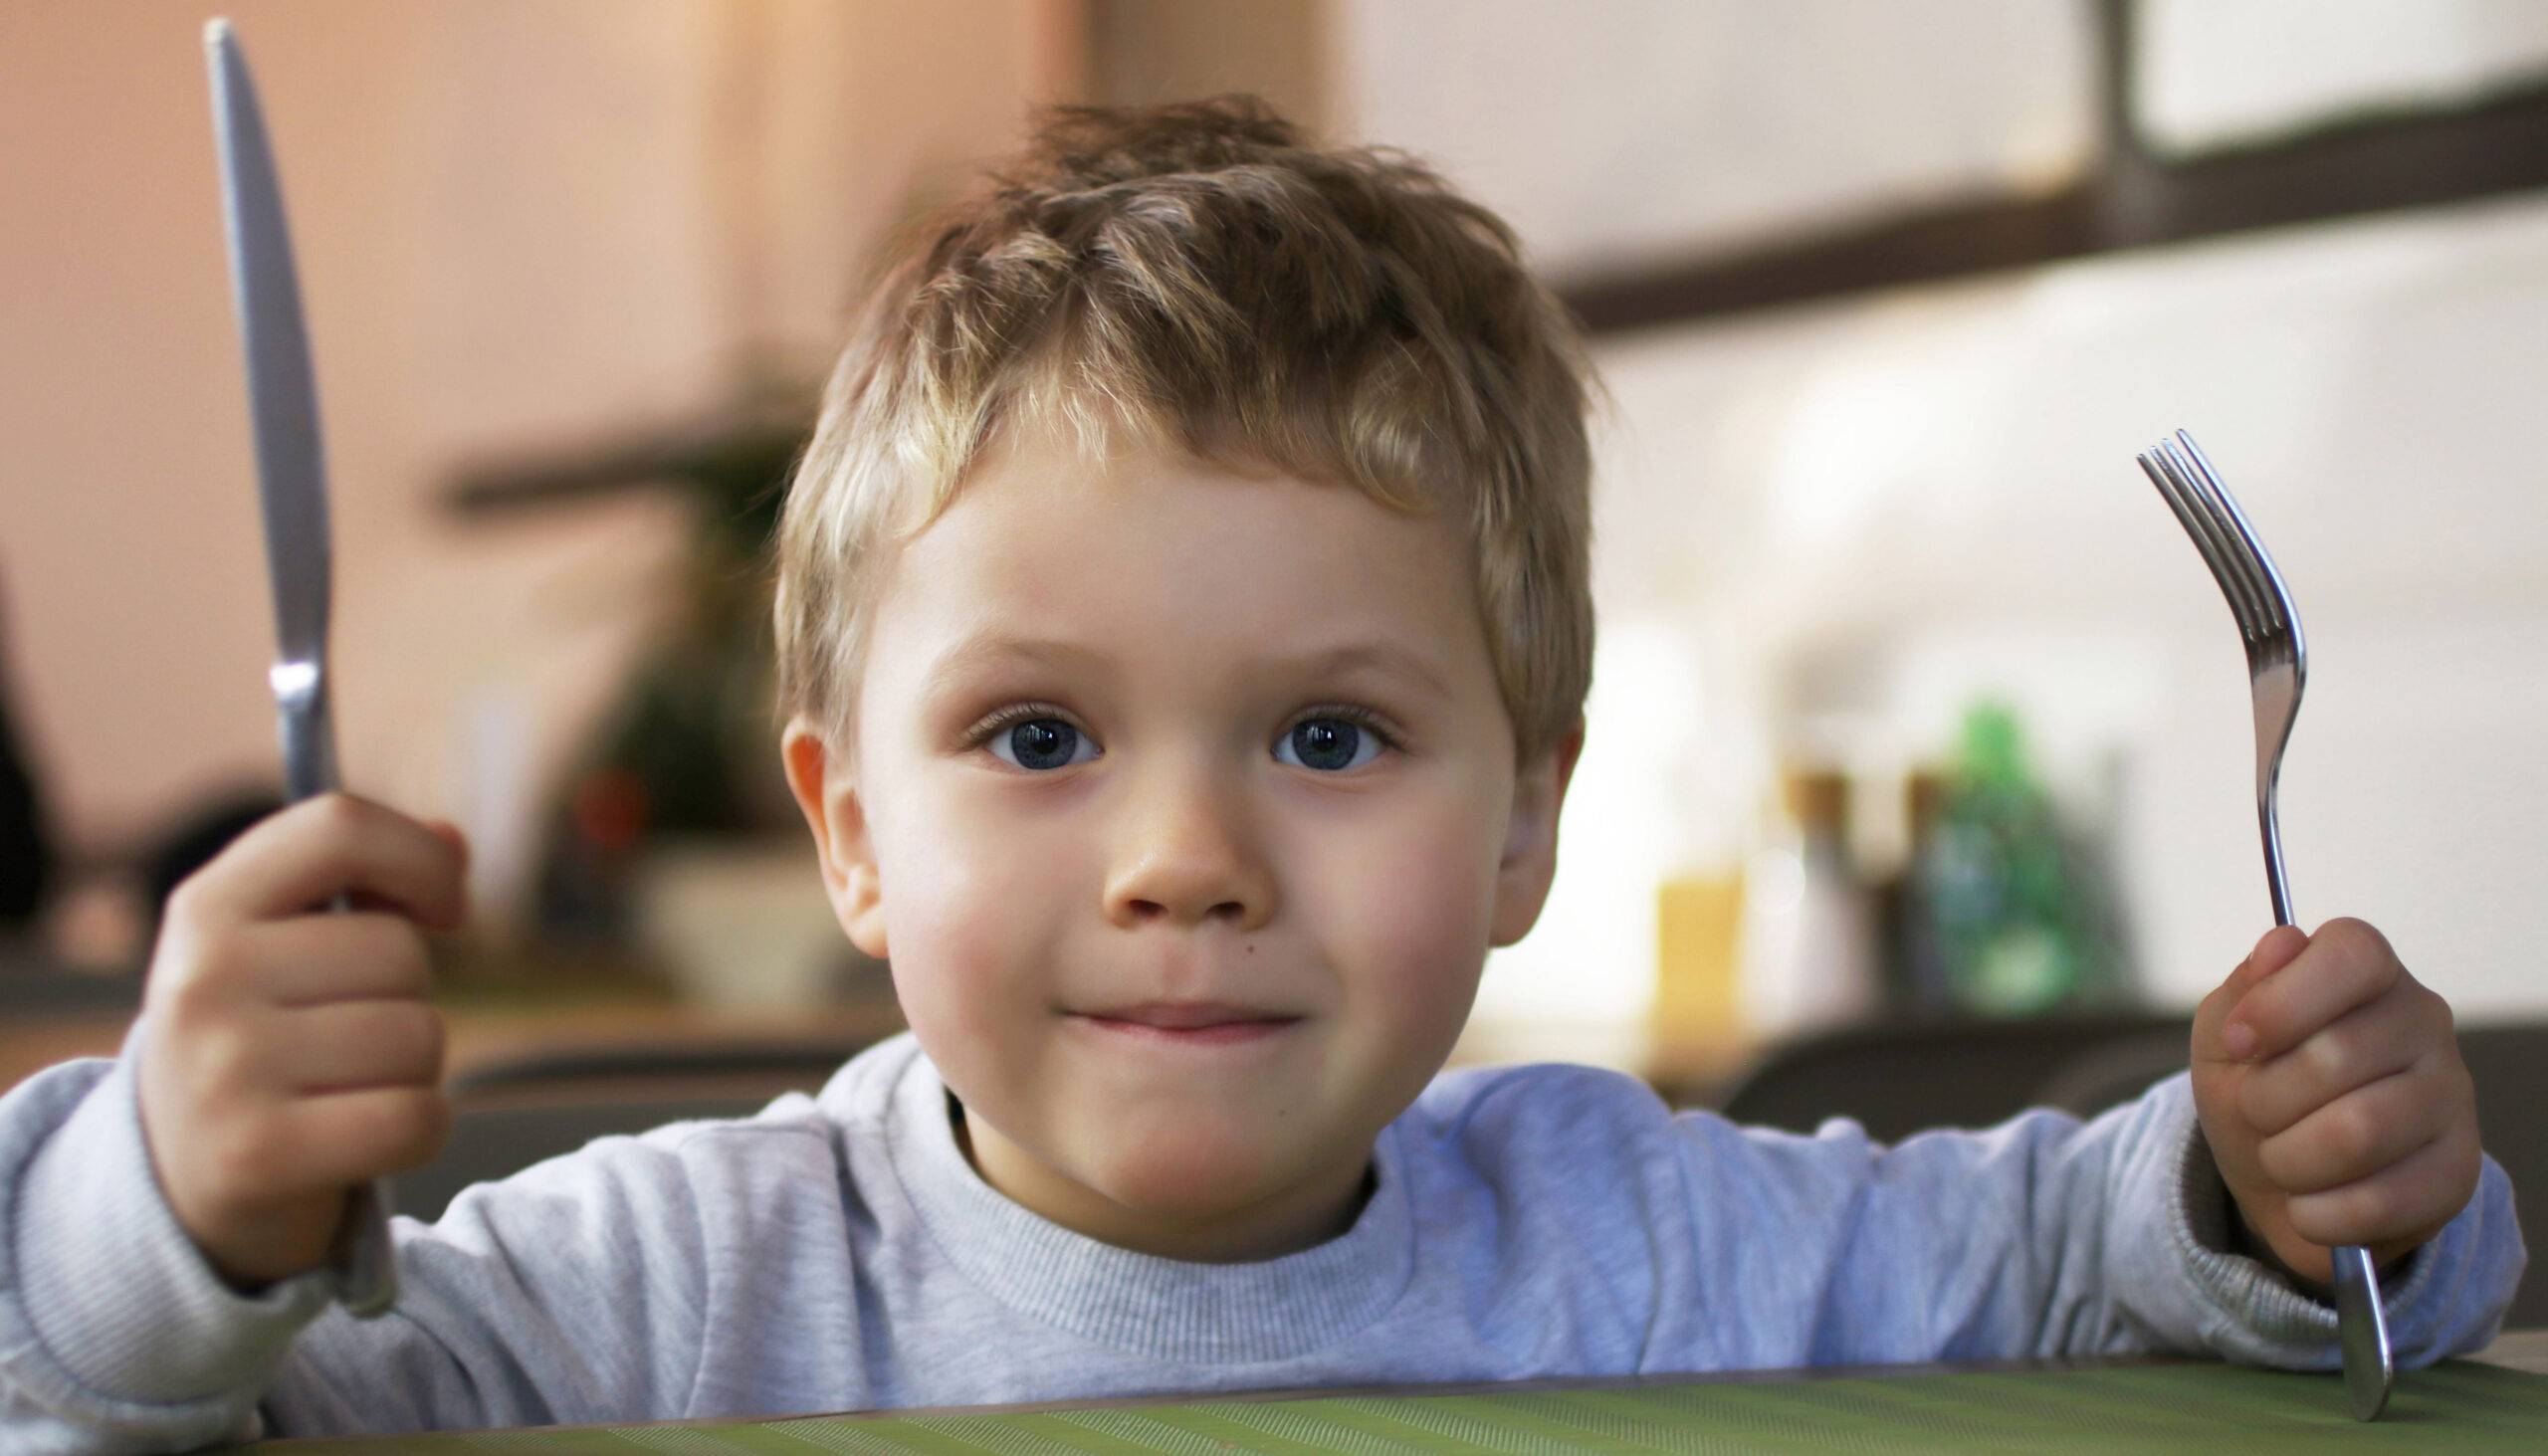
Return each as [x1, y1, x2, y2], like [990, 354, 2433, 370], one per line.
[205, 16, 398, 1319]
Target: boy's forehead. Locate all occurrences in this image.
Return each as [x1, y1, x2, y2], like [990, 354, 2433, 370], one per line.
[868, 441, 1490, 689]
[921, 629, 1459, 706]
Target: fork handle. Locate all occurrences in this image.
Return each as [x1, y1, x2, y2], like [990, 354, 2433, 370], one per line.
[2257, 789, 2296, 932]
[2329, 1246, 2392, 1419]
[2258, 781, 2393, 1419]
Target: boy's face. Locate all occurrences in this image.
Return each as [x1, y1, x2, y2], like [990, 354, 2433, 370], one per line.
[782, 429, 1581, 1262]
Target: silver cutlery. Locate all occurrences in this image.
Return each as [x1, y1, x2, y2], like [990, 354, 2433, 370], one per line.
[2137, 428, 2391, 1419]
[205, 17, 398, 1318]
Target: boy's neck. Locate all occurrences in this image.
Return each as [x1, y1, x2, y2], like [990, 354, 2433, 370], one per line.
[947, 1094, 1379, 1263]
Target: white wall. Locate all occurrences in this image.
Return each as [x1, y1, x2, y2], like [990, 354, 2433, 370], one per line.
[1484, 195, 2548, 1038]
[2137, 0, 2548, 153]
[1337, 0, 2096, 283]
[1327, 0, 2548, 1041]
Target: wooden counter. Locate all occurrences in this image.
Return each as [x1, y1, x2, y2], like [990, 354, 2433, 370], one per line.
[0, 984, 910, 1098]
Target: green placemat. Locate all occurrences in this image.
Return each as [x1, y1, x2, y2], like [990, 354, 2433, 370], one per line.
[268, 1359, 2548, 1453]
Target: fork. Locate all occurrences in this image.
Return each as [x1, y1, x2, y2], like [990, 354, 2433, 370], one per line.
[2137, 429, 2393, 1421]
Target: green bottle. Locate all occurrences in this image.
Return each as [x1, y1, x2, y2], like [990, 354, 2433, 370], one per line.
[1916, 702, 2117, 1016]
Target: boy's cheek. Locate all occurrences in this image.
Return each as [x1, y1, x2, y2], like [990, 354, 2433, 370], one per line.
[878, 843, 1061, 1031]
[1315, 813, 1498, 1008]
[895, 886, 1046, 995]
[1370, 869, 1493, 989]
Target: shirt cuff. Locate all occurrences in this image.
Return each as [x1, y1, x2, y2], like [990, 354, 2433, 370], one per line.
[4, 1040, 331, 1422]
[2167, 1101, 2518, 1369]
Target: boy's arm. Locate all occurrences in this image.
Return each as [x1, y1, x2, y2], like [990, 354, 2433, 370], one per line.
[1, 1043, 737, 1450]
[1682, 1067, 2521, 1370]
[1687, 918, 2522, 1371]
[1, 792, 721, 1447]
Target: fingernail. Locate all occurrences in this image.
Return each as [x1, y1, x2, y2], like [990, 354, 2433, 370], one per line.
[2223, 1021, 2256, 1059]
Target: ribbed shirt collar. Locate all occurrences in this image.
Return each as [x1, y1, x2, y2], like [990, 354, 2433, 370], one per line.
[879, 1036, 1416, 1362]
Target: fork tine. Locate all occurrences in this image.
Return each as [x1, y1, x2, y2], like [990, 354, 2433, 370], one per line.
[2140, 442, 2268, 637]
[2175, 430, 2294, 637]
[2136, 449, 2214, 567]
[2156, 440, 2273, 635]
[2162, 438, 2279, 636]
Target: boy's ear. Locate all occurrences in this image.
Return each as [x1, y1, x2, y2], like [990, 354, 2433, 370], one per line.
[1488, 719, 1586, 948]
[779, 717, 890, 961]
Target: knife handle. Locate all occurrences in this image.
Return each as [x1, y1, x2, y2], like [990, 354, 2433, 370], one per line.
[273, 660, 339, 803]
[274, 666, 399, 1317]
[329, 1162, 400, 1318]
[301, 885, 401, 1321]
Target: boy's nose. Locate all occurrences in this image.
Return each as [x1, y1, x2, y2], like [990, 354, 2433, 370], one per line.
[1102, 769, 1274, 932]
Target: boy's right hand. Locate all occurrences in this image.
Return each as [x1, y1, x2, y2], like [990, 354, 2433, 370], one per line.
[133, 793, 469, 1293]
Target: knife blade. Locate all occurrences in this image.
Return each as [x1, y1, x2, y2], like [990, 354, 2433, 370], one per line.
[205, 16, 398, 1319]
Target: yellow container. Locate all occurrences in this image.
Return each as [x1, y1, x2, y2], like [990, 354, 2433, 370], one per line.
[1653, 869, 1750, 1079]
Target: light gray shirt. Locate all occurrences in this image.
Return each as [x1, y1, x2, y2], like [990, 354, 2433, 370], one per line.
[0, 1029, 2523, 1451]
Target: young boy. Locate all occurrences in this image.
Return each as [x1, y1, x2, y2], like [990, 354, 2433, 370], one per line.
[0, 99, 2521, 1448]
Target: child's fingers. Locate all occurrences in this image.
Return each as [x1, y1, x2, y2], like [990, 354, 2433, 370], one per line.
[2283, 1121, 2483, 1253]
[2255, 1065, 2449, 1194]
[261, 997, 447, 1095]
[2220, 918, 2400, 1063]
[2233, 986, 2446, 1137]
[421, 817, 472, 872]
[269, 1085, 455, 1191]
[2192, 925, 2309, 1065]
[174, 793, 470, 931]
[219, 914, 439, 1009]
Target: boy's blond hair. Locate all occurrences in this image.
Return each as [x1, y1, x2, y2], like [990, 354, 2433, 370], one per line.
[770, 97, 1597, 768]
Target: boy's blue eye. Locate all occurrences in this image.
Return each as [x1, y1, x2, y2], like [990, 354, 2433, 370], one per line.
[974, 707, 1394, 773]
[1275, 717, 1380, 772]
[987, 718, 1096, 771]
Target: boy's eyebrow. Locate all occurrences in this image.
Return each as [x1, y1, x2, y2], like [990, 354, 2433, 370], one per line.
[926, 633, 1453, 700]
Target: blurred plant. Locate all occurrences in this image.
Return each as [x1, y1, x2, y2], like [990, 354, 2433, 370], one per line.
[445, 372, 812, 945]
[588, 404, 804, 838]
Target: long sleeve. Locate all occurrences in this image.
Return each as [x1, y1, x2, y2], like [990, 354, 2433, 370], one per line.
[6, 1032, 2526, 1449]
[0, 1044, 788, 1452]
[1659, 1070, 2524, 1368]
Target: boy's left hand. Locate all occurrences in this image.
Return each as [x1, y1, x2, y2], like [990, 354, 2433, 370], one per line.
[2190, 918, 2481, 1289]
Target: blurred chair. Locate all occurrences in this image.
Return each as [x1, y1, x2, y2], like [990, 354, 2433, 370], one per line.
[2027, 1019, 2548, 1331]
[2030, 1023, 2196, 1119]
[138, 787, 286, 938]
[0, 952, 143, 1013]
[1714, 1014, 2191, 1144]
[0, 567, 56, 931]
[393, 1033, 890, 1224]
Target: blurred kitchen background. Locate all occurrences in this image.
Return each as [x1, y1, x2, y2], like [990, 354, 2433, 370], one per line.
[5, 2, 2547, 1279]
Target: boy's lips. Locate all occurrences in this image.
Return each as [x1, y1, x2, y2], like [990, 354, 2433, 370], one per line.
[1076, 1000, 1301, 1030]
[1068, 1001, 1307, 1049]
